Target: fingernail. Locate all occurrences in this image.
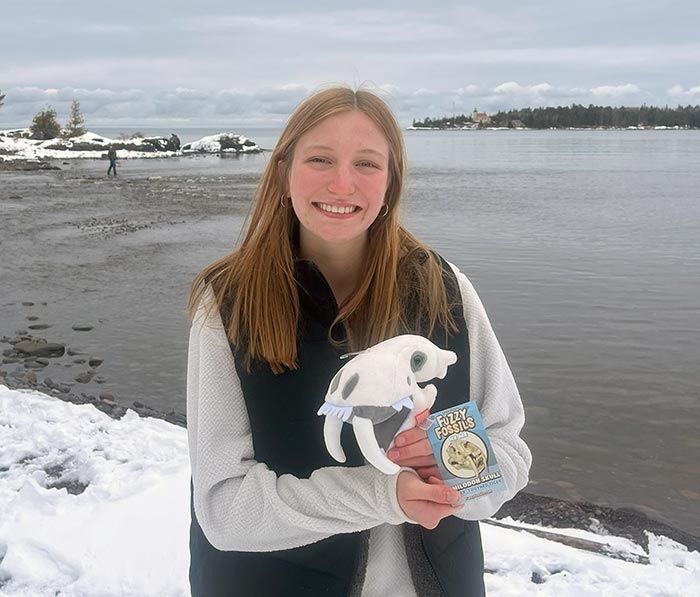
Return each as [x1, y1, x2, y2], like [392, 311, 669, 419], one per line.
[394, 437, 404, 447]
[387, 449, 399, 459]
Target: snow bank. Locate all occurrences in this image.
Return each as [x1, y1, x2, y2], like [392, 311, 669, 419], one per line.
[0, 385, 697, 596]
[180, 133, 260, 154]
[0, 129, 261, 161]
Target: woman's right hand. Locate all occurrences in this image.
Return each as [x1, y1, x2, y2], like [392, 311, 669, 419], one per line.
[396, 471, 462, 529]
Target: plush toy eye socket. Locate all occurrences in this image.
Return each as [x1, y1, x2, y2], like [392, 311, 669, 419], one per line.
[410, 351, 427, 373]
[342, 372, 360, 400]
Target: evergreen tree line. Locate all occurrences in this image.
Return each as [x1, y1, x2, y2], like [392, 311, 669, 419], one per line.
[492, 104, 700, 128]
[413, 104, 700, 129]
[0, 89, 87, 139]
[412, 113, 475, 127]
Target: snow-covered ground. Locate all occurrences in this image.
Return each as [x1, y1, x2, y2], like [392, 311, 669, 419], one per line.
[0, 385, 697, 596]
[0, 130, 260, 161]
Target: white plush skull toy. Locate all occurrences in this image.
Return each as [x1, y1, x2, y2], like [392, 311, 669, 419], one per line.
[317, 334, 457, 474]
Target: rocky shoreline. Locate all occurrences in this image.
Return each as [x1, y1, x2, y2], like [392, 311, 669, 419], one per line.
[2, 326, 698, 556]
[1, 328, 186, 426]
[0, 129, 265, 165]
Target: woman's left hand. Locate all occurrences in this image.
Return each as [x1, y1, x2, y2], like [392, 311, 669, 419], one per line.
[387, 426, 440, 481]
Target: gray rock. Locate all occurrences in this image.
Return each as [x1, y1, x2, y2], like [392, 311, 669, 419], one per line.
[67, 347, 87, 356]
[74, 371, 94, 383]
[25, 361, 46, 369]
[72, 324, 93, 332]
[88, 357, 103, 367]
[26, 315, 39, 321]
[28, 323, 52, 330]
[42, 377, 70, 393]
[14, 340, 65, 358]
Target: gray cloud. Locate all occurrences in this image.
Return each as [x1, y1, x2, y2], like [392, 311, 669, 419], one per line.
[1, 1, 698, 126]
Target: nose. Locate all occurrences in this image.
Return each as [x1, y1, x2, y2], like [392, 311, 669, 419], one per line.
[327, 163, 356, 195]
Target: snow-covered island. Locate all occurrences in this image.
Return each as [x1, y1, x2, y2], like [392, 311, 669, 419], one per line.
[180, 132, 260, 154]
[0, 383, 698, 596]
[0, 129, 263, 167]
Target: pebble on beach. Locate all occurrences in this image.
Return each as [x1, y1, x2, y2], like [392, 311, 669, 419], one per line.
[13, 340, 66, 358]
[74, 371, 95, 384]
[72, 324, 94, 331]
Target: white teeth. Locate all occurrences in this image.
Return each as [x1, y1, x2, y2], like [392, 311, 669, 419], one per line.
[317, 203, 357, 214]
[391, 397, 414, 412]
[317, 402, 353, 422]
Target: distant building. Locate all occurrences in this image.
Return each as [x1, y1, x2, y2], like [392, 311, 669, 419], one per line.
[511, 119, 527, 129]
[472, 110, 491, 124]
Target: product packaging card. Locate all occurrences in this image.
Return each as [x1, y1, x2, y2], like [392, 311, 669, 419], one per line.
[425, 401, 507, 502]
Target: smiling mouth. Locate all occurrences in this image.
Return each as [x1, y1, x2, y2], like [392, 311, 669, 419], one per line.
[314, 202, 360, 215]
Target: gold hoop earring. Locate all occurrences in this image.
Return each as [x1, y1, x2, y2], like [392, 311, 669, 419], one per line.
[280, 195, 289, 208]
[378, 204, 389, 217]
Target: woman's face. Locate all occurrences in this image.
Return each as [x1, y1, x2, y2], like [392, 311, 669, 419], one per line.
[286, 110, 390, 250]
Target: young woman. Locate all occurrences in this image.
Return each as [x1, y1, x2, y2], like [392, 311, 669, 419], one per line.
[186, 86, 532, 597]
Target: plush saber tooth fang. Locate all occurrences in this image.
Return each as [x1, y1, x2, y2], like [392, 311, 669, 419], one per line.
[323, 413, 347, 463]
[317, 334, 457, 474]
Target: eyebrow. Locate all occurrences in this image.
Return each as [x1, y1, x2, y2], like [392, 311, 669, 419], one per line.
[303, 144, 387, 159]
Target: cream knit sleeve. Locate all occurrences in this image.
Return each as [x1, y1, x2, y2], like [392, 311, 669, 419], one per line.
[445, 261, 533, 521]
[186, 288, 411, 553]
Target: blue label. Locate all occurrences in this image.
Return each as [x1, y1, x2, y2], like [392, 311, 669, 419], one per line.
[425, 401, 507, 502]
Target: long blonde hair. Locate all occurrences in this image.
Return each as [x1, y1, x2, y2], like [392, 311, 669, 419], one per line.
[187, 85, 456, 373]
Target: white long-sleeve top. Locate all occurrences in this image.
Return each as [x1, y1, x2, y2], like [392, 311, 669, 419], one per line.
[186, 261, 532, 595]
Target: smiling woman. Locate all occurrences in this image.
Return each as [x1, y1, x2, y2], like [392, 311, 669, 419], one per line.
[185, 85, 531, 597]
[286, 110, 390, 304]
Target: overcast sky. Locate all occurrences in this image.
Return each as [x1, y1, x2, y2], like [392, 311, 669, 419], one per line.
[1, 0, 699, 127]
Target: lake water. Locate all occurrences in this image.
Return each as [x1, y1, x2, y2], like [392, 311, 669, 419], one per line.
[1, 128, 699, 534]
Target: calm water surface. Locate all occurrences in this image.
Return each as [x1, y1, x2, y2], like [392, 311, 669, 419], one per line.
[1, 129, 698, 533]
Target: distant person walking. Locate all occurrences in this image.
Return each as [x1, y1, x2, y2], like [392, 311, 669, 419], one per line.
[107, 145, 118, 177]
